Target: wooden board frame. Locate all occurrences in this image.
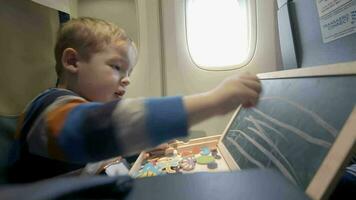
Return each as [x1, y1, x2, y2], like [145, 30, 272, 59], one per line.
[217, 61, 356, 200]
[306, 107, 356, 199]
[130, 61, 356, 199]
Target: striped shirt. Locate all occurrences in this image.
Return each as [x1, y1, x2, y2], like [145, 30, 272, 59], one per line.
[345, 155, 356, 177]
[8, 88, 188, 182]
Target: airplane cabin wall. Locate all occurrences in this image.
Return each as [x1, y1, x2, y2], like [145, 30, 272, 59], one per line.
[77, 0, 139, 48]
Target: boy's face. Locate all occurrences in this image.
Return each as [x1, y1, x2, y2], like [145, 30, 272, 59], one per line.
[75, 42, 136, 102]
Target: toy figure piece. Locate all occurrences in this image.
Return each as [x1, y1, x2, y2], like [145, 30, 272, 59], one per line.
[136, 163, 160, 178]
[138, 170, 157, 178]
[159, 157, 180, 166]
[200, 147, 210, 156]
[180, 157, 195, 171]
[192, 146, 201, 154]
[157, 157, 171, 162]
[142, 163, 158, 172]
[169, 158, 181, 167]
[147, 157, 159, 163]
[180, 150, 193, 157]
[211, 150, 222, 160]
[163, 166, 176, 174]
[156, 157, 180, 172]
[196, 156, 215, 165]
[144, 153, 150, 159]
[173, 149, 178, 156]
[157, 161, 176, 174]
[165, 147, 174, 156]
[211, 148, 218, 154]
[149, 160, 158, 165]
[207, 162, 218, 169]
[214, 154, 222, 159]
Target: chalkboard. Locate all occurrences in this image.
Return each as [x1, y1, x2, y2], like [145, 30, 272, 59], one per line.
[220, 65, 356, 190]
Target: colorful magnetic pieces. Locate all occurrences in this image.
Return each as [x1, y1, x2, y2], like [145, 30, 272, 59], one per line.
[181, 150, 193, 157]
[192, 146, 200, 154]
[136, 141, 223, 177]
[135, 163, 161, 178]
[163, 166, 176, 174]
[196, 155, 215, 165]
[200, 147, 210, 156]
[211, 149, 222, 159]
[156, 156, 180, 172]
[138, 170, 157, 177]
[180, 157, 196, 171]
[207, 162, 218, 169]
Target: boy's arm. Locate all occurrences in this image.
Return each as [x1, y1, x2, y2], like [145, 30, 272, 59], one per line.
[27, 74, 260, 164]
[184, 74, 261, 126]
[27, 95, 188, 164]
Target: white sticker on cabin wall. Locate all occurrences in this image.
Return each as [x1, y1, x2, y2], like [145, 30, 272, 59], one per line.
[316, 0, 351, 16]
[316, 0, 356, 43]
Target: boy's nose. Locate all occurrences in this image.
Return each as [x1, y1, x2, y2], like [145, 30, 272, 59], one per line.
[120, 76, 130, 86]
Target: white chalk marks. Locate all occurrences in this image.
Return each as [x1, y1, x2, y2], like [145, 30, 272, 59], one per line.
[226, 96, 338, 186]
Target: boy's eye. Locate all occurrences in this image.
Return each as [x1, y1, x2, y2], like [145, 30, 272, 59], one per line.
[110, 65, 121, 71]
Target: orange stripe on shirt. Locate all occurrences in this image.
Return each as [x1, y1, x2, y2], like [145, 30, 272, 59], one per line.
[46, 98, 87, 137]
[14, 113, 25, 140]
[46, 98, 87, 160]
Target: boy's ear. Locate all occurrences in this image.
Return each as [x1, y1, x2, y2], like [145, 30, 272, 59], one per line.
[62, 48, 79, 73]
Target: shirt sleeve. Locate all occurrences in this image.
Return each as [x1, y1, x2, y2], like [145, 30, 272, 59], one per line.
[26, 94, 188, 164]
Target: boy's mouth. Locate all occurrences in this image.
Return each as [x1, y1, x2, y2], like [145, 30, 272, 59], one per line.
[114, 90, 126, 99]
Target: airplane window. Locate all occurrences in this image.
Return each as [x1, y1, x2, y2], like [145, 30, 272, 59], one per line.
[185, 0, 254, 70]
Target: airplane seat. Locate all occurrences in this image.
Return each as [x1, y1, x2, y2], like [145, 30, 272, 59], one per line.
[0, 115, 18, 184]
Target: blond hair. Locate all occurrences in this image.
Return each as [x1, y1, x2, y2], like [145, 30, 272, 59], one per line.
[54, 17, 137, 79]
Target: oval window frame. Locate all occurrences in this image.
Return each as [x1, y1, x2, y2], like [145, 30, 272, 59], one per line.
[184, 0, 257, 71]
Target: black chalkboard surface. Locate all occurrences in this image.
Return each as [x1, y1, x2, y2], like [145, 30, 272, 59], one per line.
[220, 64, 356, 190]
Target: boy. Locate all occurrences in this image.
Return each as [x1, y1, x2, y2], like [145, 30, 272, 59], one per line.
[8, 17, 261, 183]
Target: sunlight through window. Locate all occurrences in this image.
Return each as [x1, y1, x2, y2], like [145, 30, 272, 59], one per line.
[186, 0, 251, 69]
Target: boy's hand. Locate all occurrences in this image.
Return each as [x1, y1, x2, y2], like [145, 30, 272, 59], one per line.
[208, 74, 262, 114]
[183, 73, 261, 126]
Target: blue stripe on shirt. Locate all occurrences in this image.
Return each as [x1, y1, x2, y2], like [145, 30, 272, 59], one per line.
[144, 96, 188, 145]
[346, 164, 356, 176]
[58, 103, 101, 163]
[22, 89, 59, 135]
[82, 100, 120, 161]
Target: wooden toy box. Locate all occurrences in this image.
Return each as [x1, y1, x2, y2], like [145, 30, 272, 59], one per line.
[129, 134, 235, 177]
